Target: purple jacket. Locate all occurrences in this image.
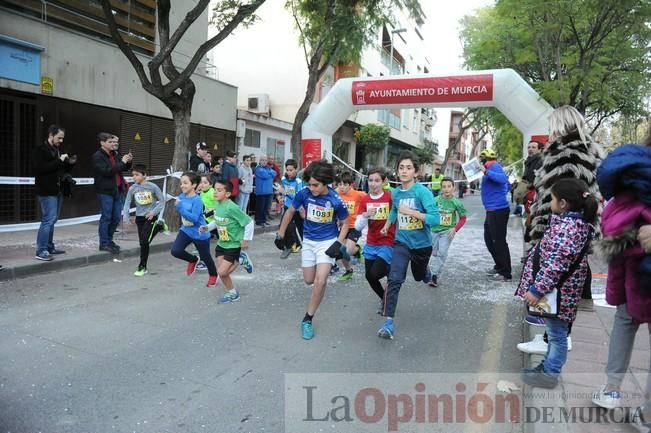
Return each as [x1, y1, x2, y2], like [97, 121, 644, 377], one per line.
[601, 195, 651, 322]
[516, 213, 594, 322]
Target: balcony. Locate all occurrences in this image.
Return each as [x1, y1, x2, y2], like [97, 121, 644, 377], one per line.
[380, 49, 404, 75]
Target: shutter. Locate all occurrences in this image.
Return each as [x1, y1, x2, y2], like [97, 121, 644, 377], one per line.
[120, 111, 151, 170]
[150, 117, 175, 175]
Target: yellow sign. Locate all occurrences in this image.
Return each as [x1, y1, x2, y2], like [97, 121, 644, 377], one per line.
[164, 137, 169, 144]
[41, 77, 53, 95]
[213, 143, 219, 150]
[134, 133, 141, 141]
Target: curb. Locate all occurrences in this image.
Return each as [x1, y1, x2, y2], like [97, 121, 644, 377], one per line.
[0, 224, 278, 282]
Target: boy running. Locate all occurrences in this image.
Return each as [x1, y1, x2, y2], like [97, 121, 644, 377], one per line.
[336, 171, 366, 281]
[202, 180, 254, 304]
[427, 177, 467, 287]
[122, 164, 165, 276]
[275, 159, 349, 340]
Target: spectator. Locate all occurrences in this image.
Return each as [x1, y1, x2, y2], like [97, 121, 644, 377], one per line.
[254, 155, 275, 227]
[220, 150, 240, 201]
[189, 142, 210, 173]
[431, 168, 444, 197]
[92, 132, 132, 254]
[33, 125, 76, 261]
[238, 154, 253, 213]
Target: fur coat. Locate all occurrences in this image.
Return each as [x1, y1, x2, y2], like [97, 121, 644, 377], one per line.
[527, 131, 604, 243]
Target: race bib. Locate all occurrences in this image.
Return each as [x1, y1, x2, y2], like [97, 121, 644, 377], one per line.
[285, 186, 296, 197]
[440, 211, 453, 226]
[367, 202, 390, 220]
[306, 203, 334, 223]
[134, 191, 153, 205]
[181, 217, 194, 227]
[217, 226, 230, 241]
[398, 213, 423, 230]
[345, 200, 356, 214]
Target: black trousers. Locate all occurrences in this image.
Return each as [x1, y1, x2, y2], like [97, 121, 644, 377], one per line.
[484, 207, 512, 278]
[135, 216, 161, 268]
[365, 257, 390, 300]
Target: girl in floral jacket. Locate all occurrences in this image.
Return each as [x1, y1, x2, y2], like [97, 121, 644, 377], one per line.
[516, 178, 598, 389]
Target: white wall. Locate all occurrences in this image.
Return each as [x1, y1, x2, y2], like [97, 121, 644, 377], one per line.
[0, 7, 237, 130]
[208, 0, 307, 124]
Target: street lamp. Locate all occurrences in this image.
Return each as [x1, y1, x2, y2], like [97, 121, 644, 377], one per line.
[389, 28, 407, 75]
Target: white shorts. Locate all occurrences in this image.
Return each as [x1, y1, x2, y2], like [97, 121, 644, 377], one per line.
[301, 238, 337, 268]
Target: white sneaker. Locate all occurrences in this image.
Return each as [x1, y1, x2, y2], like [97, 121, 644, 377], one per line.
[517, 334, 547, 354]
[591, 385, 621, 409]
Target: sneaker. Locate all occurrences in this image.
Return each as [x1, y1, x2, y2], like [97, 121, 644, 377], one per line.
[186, 259, 199, 276]
[134, 266, 148, 277]
[339, 269, 353, 282]
[488, 273, 512, 282]
[280, 248, 292, 259]
[521, 362, 545, 374]
[263, 222, 272, 227]
[423, 269, 432, 285]
[592, 385, 621, 409]
[195, 261, 207, 271]
[48, 248, 66, 255]
[207, 275, 218, 287]
[109, 241, 121, 250]
[378, 319, 395, 339]
[218, 289, 240, 304]
[521, 368, 558, 389]
[99, 244, 119, 254]
[525, 315, 546, 326]
[301, 321, 314, 340]
[239, 251, 254, 273]
[329, 264, 340, 275]
[35, 251, 54, 261]
[517, 334, 548, 355]
[291, 244, 301, 253]
[428, 274, 438, 288]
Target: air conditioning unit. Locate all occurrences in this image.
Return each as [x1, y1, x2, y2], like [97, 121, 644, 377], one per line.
[236, 120, 246, 138]
[247, 94, 270, 114]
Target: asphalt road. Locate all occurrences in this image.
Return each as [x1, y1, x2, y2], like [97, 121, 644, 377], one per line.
[0, 194, 527, 433]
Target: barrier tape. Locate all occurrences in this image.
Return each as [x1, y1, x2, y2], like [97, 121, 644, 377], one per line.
[0, 169, 183, 233]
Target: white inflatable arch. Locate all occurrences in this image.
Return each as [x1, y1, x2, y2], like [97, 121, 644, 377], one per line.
[301, 68, 553, 167]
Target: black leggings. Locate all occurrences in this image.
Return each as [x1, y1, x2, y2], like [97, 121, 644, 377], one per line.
[136, 216, 161, 268]
[365, 257, 390, 300]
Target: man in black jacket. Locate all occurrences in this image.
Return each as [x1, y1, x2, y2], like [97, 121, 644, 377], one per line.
[34, 125, 76, 261]
[92, 132, 132, 254]
[189, 142, 210, 173]
[523, 140, 544, 184]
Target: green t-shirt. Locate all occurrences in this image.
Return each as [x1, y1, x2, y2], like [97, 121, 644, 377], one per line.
[431, 174, 444, 191]
[431, 195, 466, 233]
[213, 198, 252, 249]
[200, 188, 217, 223]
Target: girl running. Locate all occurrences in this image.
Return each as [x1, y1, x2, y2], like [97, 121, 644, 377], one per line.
[170, 172, 218, 287]
[121, 164, 165, 276]
[275, 159, 349, 340]
[517, 178, 597, 388]
[355, 168, 396, 312]
[202, 180, 254, 304]
[378, 151, 440, 339]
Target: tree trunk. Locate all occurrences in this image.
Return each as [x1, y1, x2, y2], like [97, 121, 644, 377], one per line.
[291, 67, 320, 166]
[162, 103, 192, 232]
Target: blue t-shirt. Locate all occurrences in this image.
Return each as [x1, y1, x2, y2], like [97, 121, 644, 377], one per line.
[292, 187, 348, 241]
[175, 193, 210, 241]
[388, 182, 440, 249]
[282, 176, 304, 208]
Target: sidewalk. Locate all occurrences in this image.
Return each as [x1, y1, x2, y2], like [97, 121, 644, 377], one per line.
[0, 219, 276, 282]
[523, 266, 649, 433]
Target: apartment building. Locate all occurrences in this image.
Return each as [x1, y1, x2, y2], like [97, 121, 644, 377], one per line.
[0, 0, 237, 224]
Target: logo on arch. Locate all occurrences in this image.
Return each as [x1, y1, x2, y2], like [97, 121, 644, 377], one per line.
[352, 75, 493, 105]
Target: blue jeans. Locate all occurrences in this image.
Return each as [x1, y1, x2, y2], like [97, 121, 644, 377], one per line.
[384, 242, 432, 318]
[237, 192, 251, 213]
[97, 193, 122, 247]
[543, 317, 569, 375]
[36, 194, 62, 254]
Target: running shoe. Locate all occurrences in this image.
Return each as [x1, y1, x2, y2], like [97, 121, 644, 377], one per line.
[428, 274, 438, 288]
[329, 264, 340, 275]
[239, 251, 254, 273]
[35, 251, 54, 261]
[525, 315, 546, 326]
[218, 289, 240, 304]
[592, 385, 621, 410]
[134, 266, 148, 277]
[377, 319, 395, 339]
[488, 273, 512, 282]
[338, 269, 353, 282]
[280, 248, 292, 259]
[291, 244, 302, 253]
[186, 259, 199, 276]
[195, 261, 207, 271]
[207, 275, 218, 287]
[301, 321, 314, 340]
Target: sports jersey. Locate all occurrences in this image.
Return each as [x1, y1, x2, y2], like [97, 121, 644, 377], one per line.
[175, 193, 210, 241]
[337, 187, 366, 226]
[360, 190, 395, 246]
[292, 187, 348, 241]
[122, 181, 164, 218]
[282, 176, 304, 208]
[388, 182, 440, 249]
[211, 198, 252, 249]
[432, 195, 467, 233]
[200, 187, 217, 223]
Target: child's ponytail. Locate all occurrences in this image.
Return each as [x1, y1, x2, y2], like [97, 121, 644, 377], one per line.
[550, 178, 599, 225]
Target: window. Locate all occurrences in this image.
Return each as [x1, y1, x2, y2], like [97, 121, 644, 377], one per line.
[266, 138, 285, 162]
[244, 129, 261, 148]
[378, 110, 400, 130]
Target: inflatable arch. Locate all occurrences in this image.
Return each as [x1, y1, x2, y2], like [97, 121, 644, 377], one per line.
[301, 68, 553, 167]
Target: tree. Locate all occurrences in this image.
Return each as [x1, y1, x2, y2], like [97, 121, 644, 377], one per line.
[286, 0, 425, 162]
[413, 139, 438, 166]
[460, 0, 651, 143]
[100, 0, 265, 171]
